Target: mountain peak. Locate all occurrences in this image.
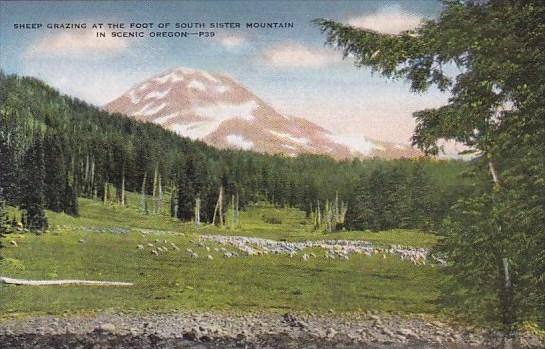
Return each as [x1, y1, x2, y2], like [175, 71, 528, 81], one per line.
[105, 68, 420, 159]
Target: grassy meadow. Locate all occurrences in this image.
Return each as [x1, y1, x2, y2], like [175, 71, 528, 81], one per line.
[0, 192, 443, 318]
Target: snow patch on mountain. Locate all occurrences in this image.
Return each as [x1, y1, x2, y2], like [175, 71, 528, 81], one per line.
[282, 144, 296, 150]
[188, 80, 206, 92]
[128, 89, 140, 104]
[194, 100, 257, 122]
[154, 112, 179, 125]
[144, 89, 171, 100]
[216, 85, 230, 94]
[154, 72, 185, 84]
[327, 133, 377, 155]
[226, 134, 254, 150]
[134, 102, 167, 116]
[269, 130, 309, 145]
[201, 71, 219, 83]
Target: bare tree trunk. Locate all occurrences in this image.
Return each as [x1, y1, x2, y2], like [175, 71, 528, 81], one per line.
[121, 164, 126, 206]
[488, 157, 514, 349]
[231, 195, 235, 228]
[152, 165, 158, 214]
[84, 154, 89, 195]
[316, 200, 322, 229]
[140, 172, 147, 212]
[212, 186, 224, 226]
[235, 193, 240, 227]
[90, 158, 95, 197]
[103, 182, 108, 205]
[157, 175, 163, 214]
[219, 186, 224, 226]
[195, 197, 201, 226]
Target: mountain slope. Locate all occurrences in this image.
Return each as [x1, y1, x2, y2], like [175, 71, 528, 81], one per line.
[105, 67, 420, 159]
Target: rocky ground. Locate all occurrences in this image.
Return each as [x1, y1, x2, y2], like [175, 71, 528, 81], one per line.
[0, 311, 543, 348]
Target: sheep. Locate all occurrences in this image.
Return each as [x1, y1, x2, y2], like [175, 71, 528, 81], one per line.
[147, 243, 154, 248]
[9, 240, 18, 247]
[136, 244, 144, 250]
[302, 254, 309, 261]
[190, 252, 199, 258]
[207, 255, 214, 260]
[151, 249, 159, 256]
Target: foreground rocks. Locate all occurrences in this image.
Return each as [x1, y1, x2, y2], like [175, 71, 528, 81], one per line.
[0, 311, 543, 348]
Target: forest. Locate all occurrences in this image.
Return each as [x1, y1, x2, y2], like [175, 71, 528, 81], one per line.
[0, 71, 470, 235]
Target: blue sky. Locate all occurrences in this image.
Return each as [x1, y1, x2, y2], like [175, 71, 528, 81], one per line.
[0, 0, 448, 144]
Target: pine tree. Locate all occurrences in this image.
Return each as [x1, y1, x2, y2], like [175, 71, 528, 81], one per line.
[0, 191, 9, 236]
[63, 176, 79, 216]
[21, 137, 48, 231]
[176, 159, 196, 221]
[43, 130, 66, 212]
[0, 133, 16, 205]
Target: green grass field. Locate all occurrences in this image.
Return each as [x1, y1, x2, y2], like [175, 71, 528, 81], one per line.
[0, 193, 443, 318]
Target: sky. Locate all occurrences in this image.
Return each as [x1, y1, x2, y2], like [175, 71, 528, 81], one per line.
[0, 0, 449, 145]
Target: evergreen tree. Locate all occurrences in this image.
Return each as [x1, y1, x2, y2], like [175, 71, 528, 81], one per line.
[20, 137, 48, 231]
[0, 191, 9, 236]
[316, 0, 545, 329]
[176, 159, 196, 221]
[43, 130, 66, 212]
[63, 176, 79, 216]
[409, 162, 431, 229]
[0, 132, 16, 204]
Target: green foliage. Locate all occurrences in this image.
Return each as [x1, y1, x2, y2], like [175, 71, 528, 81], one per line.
[20, 137, 48, 231]
[316, 0, 545, 328]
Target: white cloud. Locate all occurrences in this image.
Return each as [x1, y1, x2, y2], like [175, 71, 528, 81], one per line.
[26, 30, 128, 59]
[219, 35, 246, 49]
[346, 7, 423, 34]
[262, 43, 340, 68]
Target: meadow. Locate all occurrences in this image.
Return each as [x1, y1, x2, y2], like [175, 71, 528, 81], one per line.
[0, 193, 442, 318]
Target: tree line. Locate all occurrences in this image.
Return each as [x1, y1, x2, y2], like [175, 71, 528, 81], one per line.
[0, 71, 469, 235]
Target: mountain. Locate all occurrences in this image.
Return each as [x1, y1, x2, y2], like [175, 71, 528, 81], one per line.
[105, 67, 420, 159]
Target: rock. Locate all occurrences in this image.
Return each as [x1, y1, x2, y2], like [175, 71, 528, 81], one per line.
[183, 327, 202, 341]
[382, 328, 395, 338]
[325, 327, 337, 338]
[397, 328, 418, 338]
[97, 323, 116, 333]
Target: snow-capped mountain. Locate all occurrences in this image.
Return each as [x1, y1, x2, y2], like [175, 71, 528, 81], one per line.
[105, 67, 420, 159]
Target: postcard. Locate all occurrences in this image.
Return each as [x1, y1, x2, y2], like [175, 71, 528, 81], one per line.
[0, 1, 543, 348]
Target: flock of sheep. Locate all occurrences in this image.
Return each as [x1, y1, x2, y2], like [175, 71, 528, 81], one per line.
[137, 234, 445, 266]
